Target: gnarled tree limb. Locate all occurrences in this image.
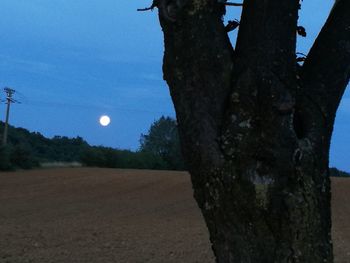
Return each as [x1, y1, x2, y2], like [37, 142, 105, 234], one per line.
[160, 0, 234, 171]
[301, 0, 350, 132]
[220, 0, 300, 162]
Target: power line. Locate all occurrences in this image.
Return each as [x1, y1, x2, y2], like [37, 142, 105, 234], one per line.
[1, 87, 20, 146]
[19, 98, 174, 115]
[13, 89, 175, 115]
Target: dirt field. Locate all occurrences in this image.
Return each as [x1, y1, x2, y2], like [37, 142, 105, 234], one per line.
[0, 168, 349, 263]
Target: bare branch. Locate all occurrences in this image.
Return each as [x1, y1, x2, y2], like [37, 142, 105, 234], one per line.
[225, 2, 243, 7]
[137, 1, 157, 12]
[137, 6, 155, 12]
[137, 0, 177, 22]
[300, 0, 350, 129]
[225, 20, 240, 32]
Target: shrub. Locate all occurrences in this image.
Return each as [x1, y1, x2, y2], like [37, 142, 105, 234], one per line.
[10, 144, 39, 169]
[140, 116, 185, 170]
[80, 147, 169, 170]
[330, 167, 350, 177]
[0, 145, 13, 171]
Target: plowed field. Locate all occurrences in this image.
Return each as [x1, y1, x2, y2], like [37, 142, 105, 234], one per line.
[0, 168, 349, 262]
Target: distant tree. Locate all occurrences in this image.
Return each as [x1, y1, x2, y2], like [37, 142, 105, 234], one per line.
[0, 121, 90, 167]
[80, 146, 168, 170]
[330, 167, 350, 177]
[140, 116, 185, 170]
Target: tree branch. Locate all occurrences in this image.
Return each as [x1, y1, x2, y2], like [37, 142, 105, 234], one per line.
[137, 6, 155, 12]
[300, 0, 350, 131]
[220, 1, 300, 157]
[160, 1, 234, 171]
[137, 0, 157, 12]
[235, 0, 299, 72]
[225, 2, 243, 7]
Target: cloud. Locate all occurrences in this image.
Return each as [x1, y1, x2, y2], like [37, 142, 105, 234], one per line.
[0, 54, 55, 75]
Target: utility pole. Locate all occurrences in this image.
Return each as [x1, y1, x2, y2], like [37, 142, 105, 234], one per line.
[2, 87, 19, 146]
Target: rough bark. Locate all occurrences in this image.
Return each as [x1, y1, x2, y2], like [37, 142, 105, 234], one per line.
[157, 0, 350, 262]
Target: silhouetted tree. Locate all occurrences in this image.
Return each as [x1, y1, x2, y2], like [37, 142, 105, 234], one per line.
[0, 121, 89, 168]
[140, 116, 185, 170]
[330, 167, 350, 177]
[145, 0, 350, 262]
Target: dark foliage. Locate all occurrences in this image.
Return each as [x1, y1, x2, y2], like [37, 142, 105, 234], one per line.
[0, 144, 39, 170]
[0, 119, 184, 171]
[80, 147, 167, 170]
[0, 145, 12, 171]
[140, 116, 185, 170]
[330, 167, 350, 177]
[0, 121, 89, 170]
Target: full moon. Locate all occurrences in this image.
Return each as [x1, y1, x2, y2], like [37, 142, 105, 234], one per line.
[99, 115, 111, 126]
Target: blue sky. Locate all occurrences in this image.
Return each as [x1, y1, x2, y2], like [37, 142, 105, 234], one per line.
[0, 0, 349, 171]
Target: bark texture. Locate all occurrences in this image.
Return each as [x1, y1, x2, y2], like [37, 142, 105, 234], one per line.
[158, 0, 350, 262]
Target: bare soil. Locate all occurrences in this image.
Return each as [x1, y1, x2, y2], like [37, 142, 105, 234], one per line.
[0, 168, 349, 263]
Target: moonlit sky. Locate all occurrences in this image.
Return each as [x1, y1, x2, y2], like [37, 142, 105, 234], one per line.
[0, 0, 349, 171]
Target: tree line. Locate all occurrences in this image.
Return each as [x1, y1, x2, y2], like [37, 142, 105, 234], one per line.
[0, 116, 185, 171]
[0, 117, 348, 177]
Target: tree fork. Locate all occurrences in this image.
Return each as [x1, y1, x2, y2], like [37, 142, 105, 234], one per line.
[301, 0, 350, 136]
[156, 0, 349, 262]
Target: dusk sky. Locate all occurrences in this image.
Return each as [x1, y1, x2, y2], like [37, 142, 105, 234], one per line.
[0, 0, 349, 171]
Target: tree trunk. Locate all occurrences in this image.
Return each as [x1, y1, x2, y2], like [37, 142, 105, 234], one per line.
[156, 0, 350, 262]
